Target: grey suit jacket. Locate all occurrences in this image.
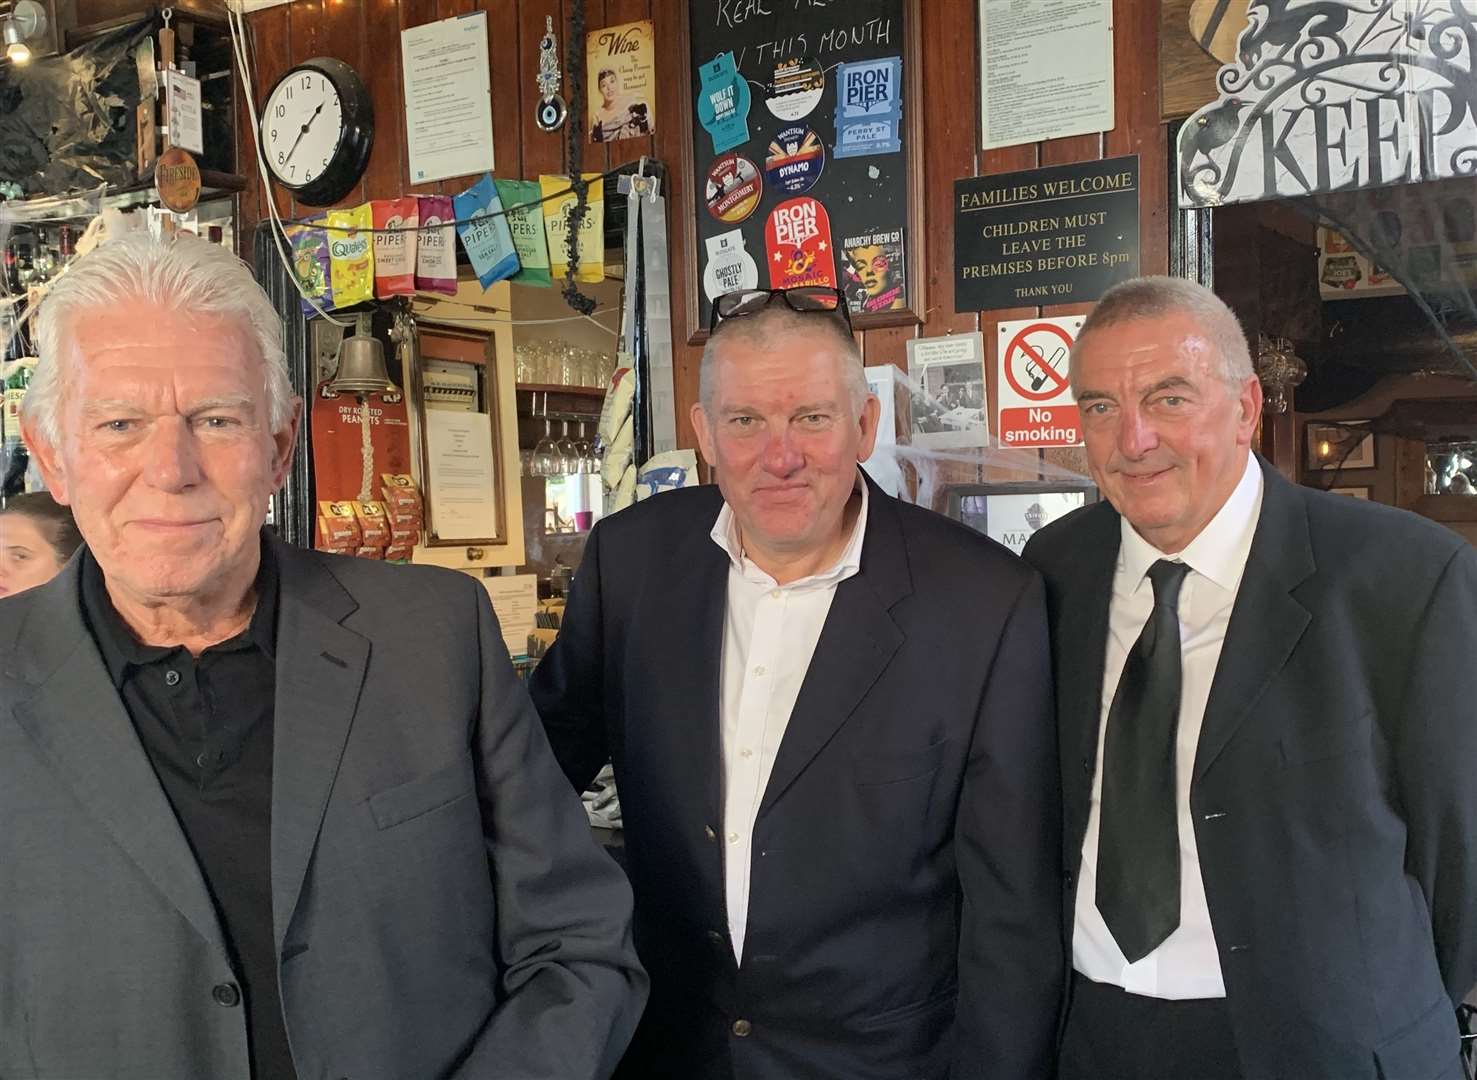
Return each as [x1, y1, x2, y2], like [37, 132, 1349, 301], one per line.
[0, 535, 647, 1080]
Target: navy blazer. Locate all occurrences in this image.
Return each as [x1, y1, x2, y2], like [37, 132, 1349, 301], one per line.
[531, 477, 1064, 1080]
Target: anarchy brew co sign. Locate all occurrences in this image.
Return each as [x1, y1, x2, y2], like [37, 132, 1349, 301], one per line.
[1180, 1, 1477, 207]
[954, 156, 1140, 313]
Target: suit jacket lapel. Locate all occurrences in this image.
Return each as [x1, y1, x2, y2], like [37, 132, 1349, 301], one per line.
[1056, 505, 1120, 847]
[268, 538, 370, 950]
[757, 479, 909, 818]
[1193, 461, 1314, 781]
[8, 560, 230, 960]
[647, 521, 728, 829]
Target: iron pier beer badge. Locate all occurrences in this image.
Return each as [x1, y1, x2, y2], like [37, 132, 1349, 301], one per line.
[535, 16, 569, 132]
[764, 126, 825, 195]
[765, 196, 837, 290]
[704, 153, 762, 224]
[703, 228, 760, 300]
[834, 56, 902, 158]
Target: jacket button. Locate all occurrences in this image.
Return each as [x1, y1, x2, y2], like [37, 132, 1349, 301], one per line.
[732, 1018, 752, 1037]
[704, 825, 717, 842]
[707, 930, 725, 947]
[1081, 756, 1092, 774]
[1064, 871, 1075, 890]
[212, 982, 240, 1007]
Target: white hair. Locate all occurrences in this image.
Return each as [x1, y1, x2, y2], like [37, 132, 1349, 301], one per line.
[1070, 275, 1254, 393]
[23, 231, 294, 445]
[700, 305, 869, 415]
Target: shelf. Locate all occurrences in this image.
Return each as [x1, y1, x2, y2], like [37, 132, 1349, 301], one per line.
[517, 383, 607, 397]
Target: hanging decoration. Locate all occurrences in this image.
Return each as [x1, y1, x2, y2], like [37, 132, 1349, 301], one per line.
[535, 15, 569, 133]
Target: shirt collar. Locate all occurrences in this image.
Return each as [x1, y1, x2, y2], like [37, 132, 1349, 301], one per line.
[80, 532, 281, 686]
[710, 471, 869, 589]
[1118, 453, 1264, 595]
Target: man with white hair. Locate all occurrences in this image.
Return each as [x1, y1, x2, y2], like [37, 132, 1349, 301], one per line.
[1023, 275, 1477, 1079]
[531, 286, 1063, 1079]
[0, 231, 646, 1080]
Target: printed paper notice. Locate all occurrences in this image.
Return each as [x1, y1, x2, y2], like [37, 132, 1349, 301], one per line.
[166, 70, 204, 156]
[979, 0, 1113, 150]
[425, 409, 500, 541]
[401, 12, 495, 184]
[482, 574, 538, 658]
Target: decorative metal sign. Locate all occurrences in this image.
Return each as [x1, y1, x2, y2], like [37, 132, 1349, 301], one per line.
[1179, 1, 1477, 207]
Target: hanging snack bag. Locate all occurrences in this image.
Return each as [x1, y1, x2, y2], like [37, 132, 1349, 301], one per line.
[285, 222, 334, 316]
[371, 197, 419, 297]
[453, 175, 521, 289]
[416, 195, 459, 295]
[495, 178, 553, 287]
[326, 203, 375, 308]
[540, 173, 605, 283]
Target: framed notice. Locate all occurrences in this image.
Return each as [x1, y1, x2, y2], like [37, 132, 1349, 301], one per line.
[955, 155, 1140, 312]
[684, 0, 925, 338]
[944, 481, 1097, 554]
[401, 12, 495, 184]
[979, 0, 1114, 150]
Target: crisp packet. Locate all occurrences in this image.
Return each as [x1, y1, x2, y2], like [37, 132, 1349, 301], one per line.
[326, 204, 374, 308]
[416, 195, 459, 295]
[453, 174, 521, 289]
[371, 197, 418, 297]
[540, 173, 605, 283]
[285, 222, 334, 316]
[495, 178, 552, 287]
[318, 500, 361, 547]
[350, 500, 391, 547]
[380, 472, 421, 513]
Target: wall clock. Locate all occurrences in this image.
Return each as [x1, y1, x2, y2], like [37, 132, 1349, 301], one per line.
[260, 57, 374, 207]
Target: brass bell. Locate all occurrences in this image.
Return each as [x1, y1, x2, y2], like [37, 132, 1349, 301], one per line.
[330, 314, 397, 395]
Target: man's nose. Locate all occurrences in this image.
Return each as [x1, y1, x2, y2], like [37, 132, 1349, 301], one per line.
[760, 430, 805, 475]
[1116, 408, 1159, 459]
[142, 418, 204, 492]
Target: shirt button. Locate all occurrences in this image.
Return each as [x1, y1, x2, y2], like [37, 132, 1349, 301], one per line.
[740, 748, 753, 759]
[769, 589, 781, 599]
[732, 1019, 752, 1037]
[727, 832, 739, 844]
[753, 665, 766, 677]
[165, 669, 181, 687]
[195, 752, 210, 769]
[704, 826, 717, 843]
[706, 930, 725, 947]
[212, 983, 240, 1007]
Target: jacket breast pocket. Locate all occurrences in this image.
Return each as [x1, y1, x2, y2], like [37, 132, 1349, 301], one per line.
[852, 739, 949, 787]
[367, 756, 476, 830]
[1278, 708, 1374, 770]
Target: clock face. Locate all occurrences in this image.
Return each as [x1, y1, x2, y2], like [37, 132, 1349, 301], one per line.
[262, 68, 345, 190]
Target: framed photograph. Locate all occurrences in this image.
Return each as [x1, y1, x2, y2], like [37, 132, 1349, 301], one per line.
[906, 332, 987, 450]
[1330, 486, 1372, 499]
[943, 482, 1098, 555]
[1306, 421, 1376, 470]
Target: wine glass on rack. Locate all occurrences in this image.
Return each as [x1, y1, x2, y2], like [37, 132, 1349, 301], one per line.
[556, 419, 580, 476]
[532, 393, 561, 477]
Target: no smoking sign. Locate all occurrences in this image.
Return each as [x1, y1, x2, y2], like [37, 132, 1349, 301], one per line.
[996, 316, 1084, 448]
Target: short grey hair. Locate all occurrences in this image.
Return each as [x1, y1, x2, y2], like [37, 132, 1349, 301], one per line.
[24, 231, 294, 445]
[700, 305, 869, 415]
[1071, 275, 1254, 393]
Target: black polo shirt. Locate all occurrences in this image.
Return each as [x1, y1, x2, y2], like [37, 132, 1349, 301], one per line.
[80, 541, 297, 1080]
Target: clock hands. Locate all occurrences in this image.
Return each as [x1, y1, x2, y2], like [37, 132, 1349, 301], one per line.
[283, 101, 325, 167]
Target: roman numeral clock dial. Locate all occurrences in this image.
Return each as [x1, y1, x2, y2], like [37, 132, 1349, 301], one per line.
[260, 57, 374, 207]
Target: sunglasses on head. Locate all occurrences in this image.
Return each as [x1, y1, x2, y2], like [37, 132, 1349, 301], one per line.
[708, 286, 854, 335]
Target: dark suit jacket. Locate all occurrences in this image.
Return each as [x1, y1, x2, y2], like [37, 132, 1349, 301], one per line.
[529, 477, 1063, 1080]
[0, 535, 646, 1080]
[1023, 457, 1477, 1080]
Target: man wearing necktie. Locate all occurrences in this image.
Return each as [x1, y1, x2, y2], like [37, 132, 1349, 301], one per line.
[1024, 276, 1477, 1080]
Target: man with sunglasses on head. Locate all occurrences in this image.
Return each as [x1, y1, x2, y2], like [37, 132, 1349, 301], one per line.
[530, 286, 1063, 1080]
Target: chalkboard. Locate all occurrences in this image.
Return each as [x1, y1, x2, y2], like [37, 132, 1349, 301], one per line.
[684, 0, 923, 340]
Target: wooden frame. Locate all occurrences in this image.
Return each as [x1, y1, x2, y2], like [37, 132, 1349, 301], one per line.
[1329, 486, 1372, 500]
[407, 324, 511, 549]
[1306, 421, 1376, 471]
[679, 0, 926, 344]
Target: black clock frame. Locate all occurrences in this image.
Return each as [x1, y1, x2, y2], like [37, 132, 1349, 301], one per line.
[260, 57, 374, 207]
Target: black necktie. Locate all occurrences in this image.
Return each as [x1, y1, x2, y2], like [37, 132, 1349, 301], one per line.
[1096, 558, 1190, 964]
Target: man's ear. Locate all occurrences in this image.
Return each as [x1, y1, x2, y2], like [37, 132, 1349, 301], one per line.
[20, 418, 71, 505]
[270, 397, 304, 490]
[691, 402, 718, 469]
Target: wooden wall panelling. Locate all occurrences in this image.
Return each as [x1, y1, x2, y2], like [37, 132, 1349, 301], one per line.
[1111, 0, 1169, 280]
[485, 0, 523, 181]
[517, 0, 567, 178]
[242, 7, 295, 240]
[360, 0, 406, 202]
[319, 0, 367, 209]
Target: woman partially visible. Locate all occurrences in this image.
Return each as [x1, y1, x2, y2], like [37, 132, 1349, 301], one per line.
[0, 492, 83, 598]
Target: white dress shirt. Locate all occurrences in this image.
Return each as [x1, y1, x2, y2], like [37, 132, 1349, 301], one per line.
[710, 477, 869, 964]
[1073, 453, 1263, 999]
